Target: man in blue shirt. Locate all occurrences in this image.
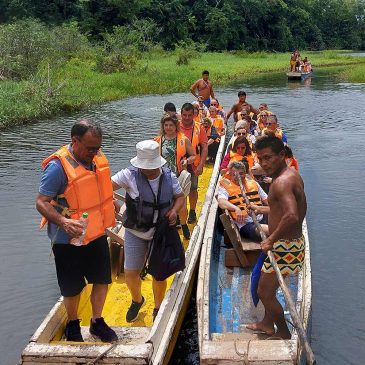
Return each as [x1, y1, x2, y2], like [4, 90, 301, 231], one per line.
[36, 120, 117, 343]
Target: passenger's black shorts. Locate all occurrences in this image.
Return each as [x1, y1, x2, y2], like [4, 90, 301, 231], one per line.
[52, 235, 111, 297]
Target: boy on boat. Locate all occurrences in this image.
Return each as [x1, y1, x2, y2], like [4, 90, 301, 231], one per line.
[225, 90, 259, 126]
[247, 136, 307, 340]
[36, 120, 118, 343]
[190, 70, 215, 108]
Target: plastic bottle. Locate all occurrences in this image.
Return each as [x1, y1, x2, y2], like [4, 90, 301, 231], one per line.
[70, 212, 88, 246]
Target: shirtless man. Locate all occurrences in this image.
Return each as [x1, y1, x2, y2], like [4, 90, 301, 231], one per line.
[225, 91, 258, 126]
[190, 70, 215, 108]
[290, 50, 298, 72]
[247, 136, 307, 339]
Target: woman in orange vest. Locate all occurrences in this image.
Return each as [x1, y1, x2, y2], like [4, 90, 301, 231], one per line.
[154, 112, 196, 239]
[220, 136, 254, 174]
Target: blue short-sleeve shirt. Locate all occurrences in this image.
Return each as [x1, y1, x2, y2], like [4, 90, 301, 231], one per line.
[39, 159, 70, 244]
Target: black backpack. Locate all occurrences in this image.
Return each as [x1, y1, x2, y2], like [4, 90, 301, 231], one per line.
[140, 217, 185, 281]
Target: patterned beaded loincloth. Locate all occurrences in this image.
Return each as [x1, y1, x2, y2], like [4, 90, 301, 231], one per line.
[262, 235, 305, 275]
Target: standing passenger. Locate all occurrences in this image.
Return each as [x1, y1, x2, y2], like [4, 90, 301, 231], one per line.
[111, 140, 184, 322]
[180, 103, 208, 224]
[154, 113, 196, 239]
[247, 136, 307, 339]
[36, 120, 117, 343]
[190, 70, 215, 108]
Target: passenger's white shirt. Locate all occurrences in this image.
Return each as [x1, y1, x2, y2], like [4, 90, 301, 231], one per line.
[112, 168, 182, 240]
[217, 180, 267, 229]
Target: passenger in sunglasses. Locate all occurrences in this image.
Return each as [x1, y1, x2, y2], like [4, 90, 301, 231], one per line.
[260, 115, 287, 145]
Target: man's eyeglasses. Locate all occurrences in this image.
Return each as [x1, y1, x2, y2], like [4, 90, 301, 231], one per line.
[265, 122, 275, 126]
[210, 103, 218, 106]
[236, 132, 246, 136]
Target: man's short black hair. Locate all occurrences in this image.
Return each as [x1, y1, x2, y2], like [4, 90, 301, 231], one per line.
[255, 136, 284, 154]
[238, 91, 246, 97]
[202, 70, 209, 75]
[71, 120, 102, 138]
[163, 102, 177, 113]
[181, 102, 194, 112]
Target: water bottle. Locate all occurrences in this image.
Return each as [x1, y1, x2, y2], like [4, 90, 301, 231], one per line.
[70, 212, 88, 246]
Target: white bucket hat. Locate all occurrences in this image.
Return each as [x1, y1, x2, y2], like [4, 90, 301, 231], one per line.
[130, 140, 166, 169]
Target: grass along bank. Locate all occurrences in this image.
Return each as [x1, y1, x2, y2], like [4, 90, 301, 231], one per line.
[1, 50, 365, 130]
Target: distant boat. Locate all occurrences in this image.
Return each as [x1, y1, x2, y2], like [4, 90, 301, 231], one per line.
[287, 71, 313, 81]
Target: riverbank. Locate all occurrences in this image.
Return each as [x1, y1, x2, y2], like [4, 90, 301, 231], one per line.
[1, 50, 365, 130]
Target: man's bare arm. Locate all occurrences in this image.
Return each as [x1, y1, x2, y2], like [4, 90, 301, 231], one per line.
[190, 80, 199, 98]
[225, 104, 237, 122]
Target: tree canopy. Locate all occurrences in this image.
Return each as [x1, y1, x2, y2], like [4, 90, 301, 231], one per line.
[0, 0, 364, 51]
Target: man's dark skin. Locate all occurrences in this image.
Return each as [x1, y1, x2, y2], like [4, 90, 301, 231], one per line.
[225, 93, 259, 124]
[247, 142, 307, 339]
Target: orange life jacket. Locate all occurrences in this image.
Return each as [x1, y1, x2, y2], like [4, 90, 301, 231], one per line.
[219, 177, 263, 220]
[229, 151, 254, 168]
[39, 145, 115, 244]
[262, 127, 283, 139]
[286, 157, 299, 171]
[183, 122, 201, 168]
[193, 115, 201, 124]
[155, 133, 188, 174]
[211, 116, 224, 134]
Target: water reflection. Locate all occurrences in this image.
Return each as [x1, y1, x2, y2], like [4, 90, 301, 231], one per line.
[1, 71, 365, 365]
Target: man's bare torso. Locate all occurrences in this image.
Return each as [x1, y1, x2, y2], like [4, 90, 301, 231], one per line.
[268, 168, 307, 240]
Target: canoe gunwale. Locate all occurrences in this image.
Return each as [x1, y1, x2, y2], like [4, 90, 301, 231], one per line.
[197, 137, 313, 364]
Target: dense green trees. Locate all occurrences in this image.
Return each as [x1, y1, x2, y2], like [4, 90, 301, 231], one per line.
[0, 0, 364, 53]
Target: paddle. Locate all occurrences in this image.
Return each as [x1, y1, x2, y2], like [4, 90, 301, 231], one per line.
[234, 171, 316, 365]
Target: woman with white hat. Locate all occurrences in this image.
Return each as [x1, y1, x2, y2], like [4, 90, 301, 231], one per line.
[154, 112, 196, 240]
[111, 140, 185, 323]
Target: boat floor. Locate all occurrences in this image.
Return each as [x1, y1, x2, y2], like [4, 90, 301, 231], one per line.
[209, 230, 298, 338]
[52, 163, 215, 343]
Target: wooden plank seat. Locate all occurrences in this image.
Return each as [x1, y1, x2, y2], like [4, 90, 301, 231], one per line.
[220, 210, 261, 268]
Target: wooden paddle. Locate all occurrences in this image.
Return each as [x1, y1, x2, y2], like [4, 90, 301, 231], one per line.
[234, 171, 316, 365]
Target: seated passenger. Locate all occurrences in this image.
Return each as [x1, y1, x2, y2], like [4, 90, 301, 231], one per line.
[210, 98, 225, 118]
[217, 161, 268, 241]
[261, 114, 287, 145]
[208, 106, 225, 135]
[220, 136, 254, 174]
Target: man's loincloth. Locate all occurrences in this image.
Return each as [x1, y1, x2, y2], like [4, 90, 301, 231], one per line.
[262, 235, 305, 275]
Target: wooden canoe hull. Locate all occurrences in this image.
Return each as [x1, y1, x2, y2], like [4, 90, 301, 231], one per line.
[21, 134, 227, 365]
[197, 180, 312, 364]
[287, 71, 313, 80]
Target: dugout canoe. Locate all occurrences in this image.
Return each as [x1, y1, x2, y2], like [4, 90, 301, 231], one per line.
[286, 71, 313, 81]
[20, 133, 227, 365]
[197, 157, 312, 364]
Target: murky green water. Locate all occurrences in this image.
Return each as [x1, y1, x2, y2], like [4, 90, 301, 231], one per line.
[1, 70, 364, 364]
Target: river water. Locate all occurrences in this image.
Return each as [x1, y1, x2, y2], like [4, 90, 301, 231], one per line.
[1, 70, 364, 365]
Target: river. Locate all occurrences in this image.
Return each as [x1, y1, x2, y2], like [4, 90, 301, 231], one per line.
[0, 70, 364, 365]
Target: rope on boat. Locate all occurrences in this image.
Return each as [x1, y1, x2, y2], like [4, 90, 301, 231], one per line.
[234, 339, 251, 365]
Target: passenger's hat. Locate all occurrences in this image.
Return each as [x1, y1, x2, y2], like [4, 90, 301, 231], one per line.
[130, 140, 166, 169]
